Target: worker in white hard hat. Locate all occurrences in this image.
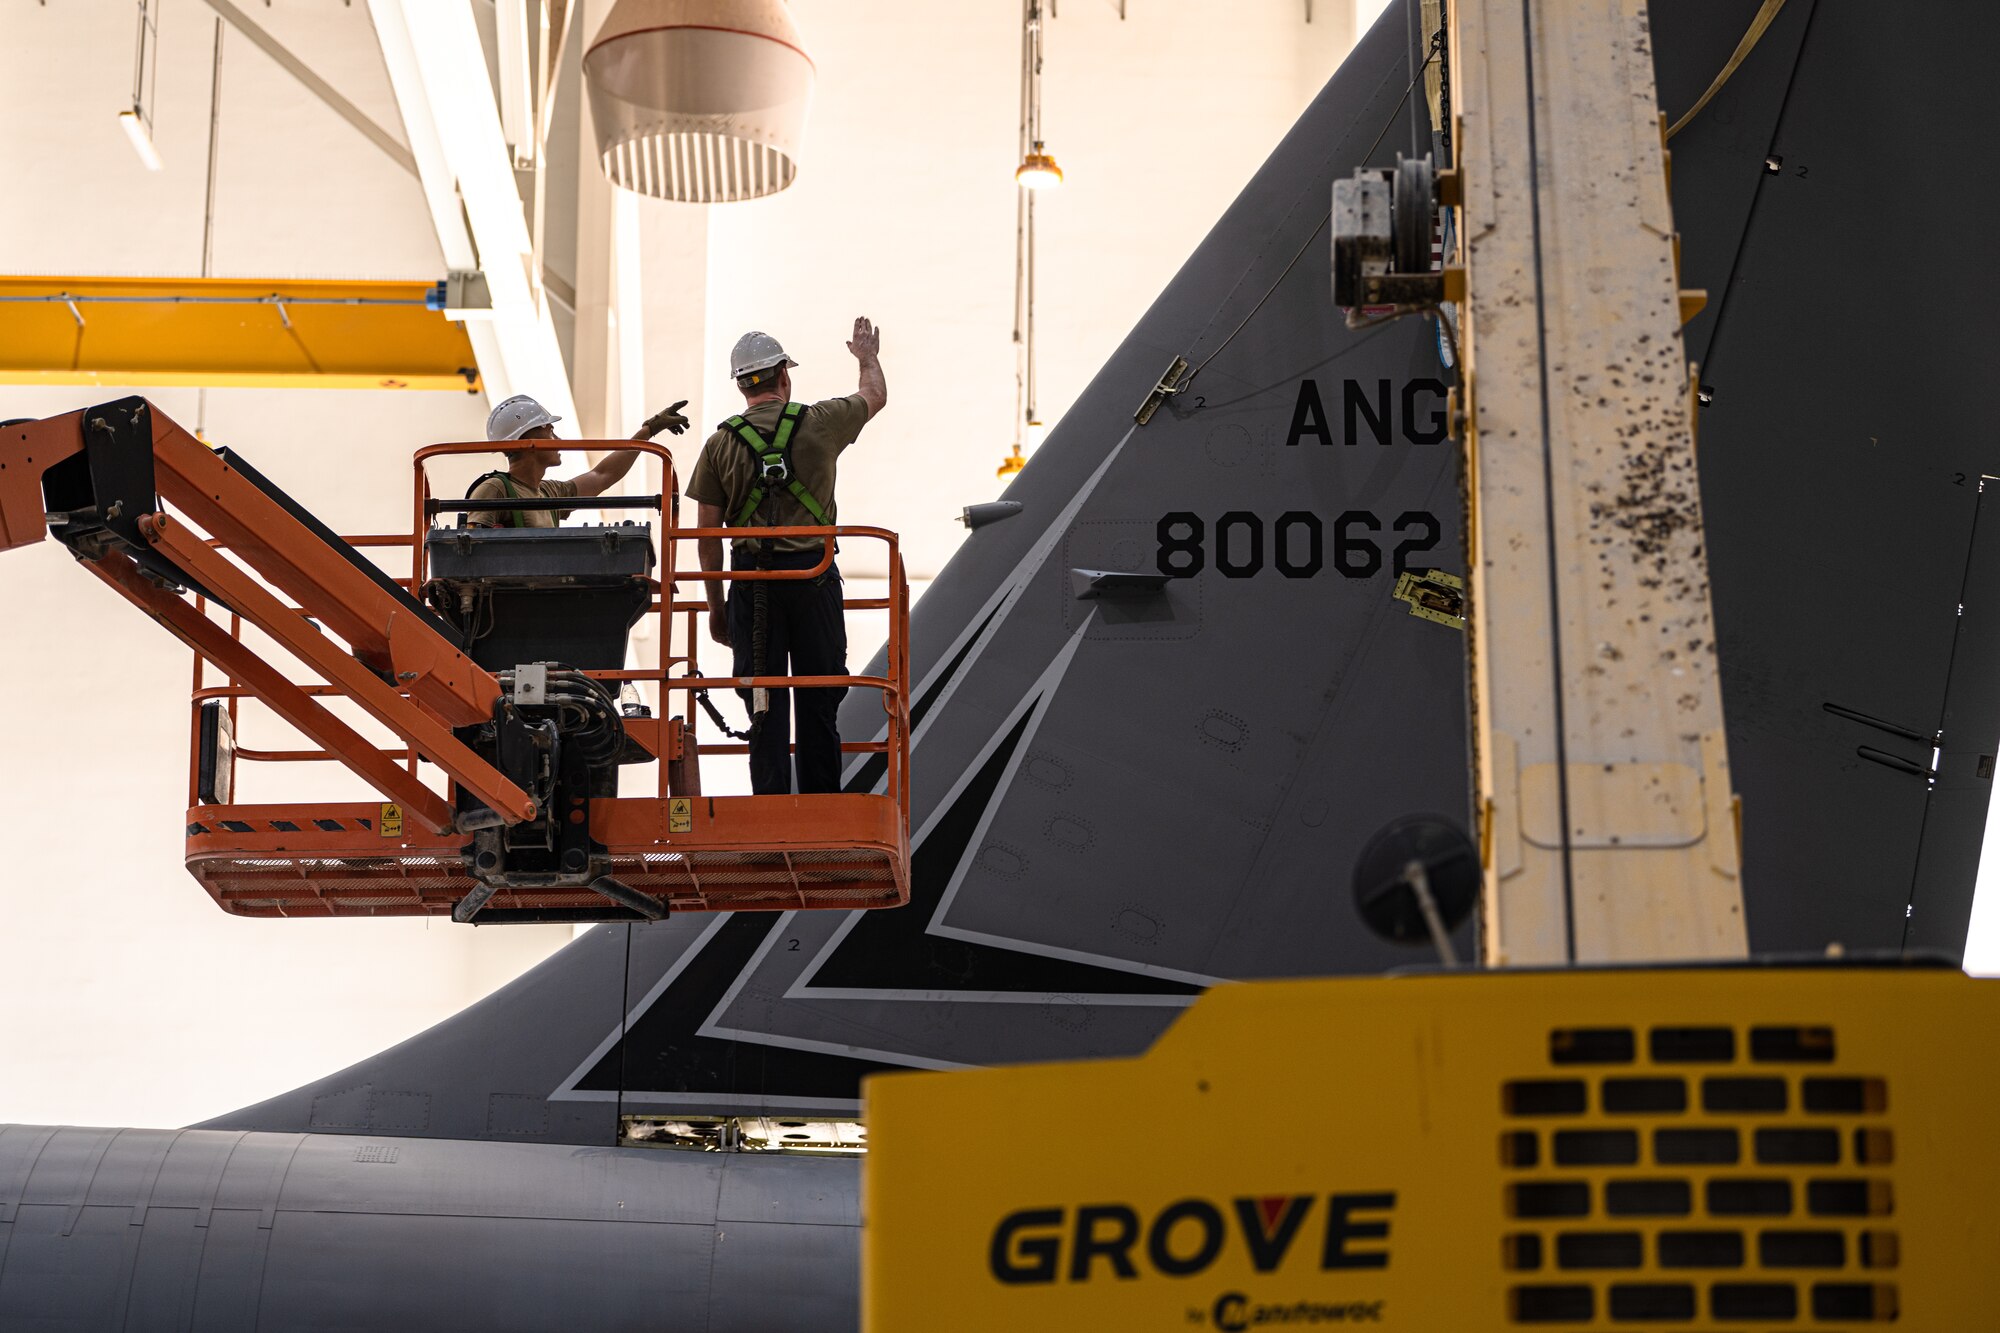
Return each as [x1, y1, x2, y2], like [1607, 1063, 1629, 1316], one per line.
[685, 319, 886, 794]
[465, 393, 691, 528]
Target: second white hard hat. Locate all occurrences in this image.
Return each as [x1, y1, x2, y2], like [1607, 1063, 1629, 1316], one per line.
[486, 394, 562, 442]
[730, 330, 797, 381]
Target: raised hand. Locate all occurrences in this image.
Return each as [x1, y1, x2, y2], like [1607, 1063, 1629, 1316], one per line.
[846, 317, 880, 363]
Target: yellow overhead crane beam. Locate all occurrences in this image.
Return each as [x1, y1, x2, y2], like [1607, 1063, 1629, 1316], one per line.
[0, 276, 481, 392]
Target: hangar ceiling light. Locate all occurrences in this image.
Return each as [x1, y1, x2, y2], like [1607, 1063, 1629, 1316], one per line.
[1014, 146, 1063, 190]
[1013, 0, 1061, 189]
[582, 0, 815, 203]
[119, 0, 163, 171]
[117, 110, 163, 172]
[1003, 0, 1059, 480]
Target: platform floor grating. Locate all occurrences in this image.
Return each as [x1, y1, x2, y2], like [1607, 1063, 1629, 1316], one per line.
[191, 846, 905, 917]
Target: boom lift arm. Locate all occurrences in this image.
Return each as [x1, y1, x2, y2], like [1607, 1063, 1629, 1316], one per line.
[2, 398, 531, 833]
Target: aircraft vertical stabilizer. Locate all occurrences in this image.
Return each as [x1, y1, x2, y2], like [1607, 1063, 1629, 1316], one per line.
[209, 0, 2000, 1144]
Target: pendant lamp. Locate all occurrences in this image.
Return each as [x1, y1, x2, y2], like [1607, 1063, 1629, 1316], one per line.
[583, 0, 814, 203]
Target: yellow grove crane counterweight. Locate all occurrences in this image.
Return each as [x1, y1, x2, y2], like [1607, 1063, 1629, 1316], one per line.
[867, 966, 1988, 1328]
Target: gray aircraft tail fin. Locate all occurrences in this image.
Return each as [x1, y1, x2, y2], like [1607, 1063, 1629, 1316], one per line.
[209, 0, 2000, 1145]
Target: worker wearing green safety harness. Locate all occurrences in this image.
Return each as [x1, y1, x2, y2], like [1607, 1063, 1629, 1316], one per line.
[685, 320, 888, 794]
[464, 469, 544, 530]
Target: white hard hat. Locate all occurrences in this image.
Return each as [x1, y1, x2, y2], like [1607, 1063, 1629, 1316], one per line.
[486, 394, 562, 442]
[730, 331, 797, 382]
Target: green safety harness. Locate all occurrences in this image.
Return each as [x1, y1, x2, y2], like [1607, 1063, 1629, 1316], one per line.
[726, 403, 828, 528]
[722, 402, 829, 743]
[465, 470, 529, 529]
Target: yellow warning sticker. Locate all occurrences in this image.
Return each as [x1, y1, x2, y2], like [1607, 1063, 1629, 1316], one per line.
[379, 803, 404, 838]
[669, 797, 693, 834]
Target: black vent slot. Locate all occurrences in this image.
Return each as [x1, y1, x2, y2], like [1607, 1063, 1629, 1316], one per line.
[1749, 1024, 1835, 1062]
[1754, 1127, 1840, 1164]
[1701, 1076, 1786, 1112]
[1511, 1285, 1593, 1323]
[1709, 1283, 1798, 1319]
[1656, 1230, 1743, 1268]
[1550, 1027, 1634, 1064]
[1654, 1128, 1738, 1165]
[1510, 1182, 1591, 1219]
[1601, 1077, 1686, 1114]
[1858, 1230, 1899, 1269]
[1854, 1128, 1895, 1165]
[1555, 1231, 1641, 1269]
[1606, 1284, 1695, 1321]
[1759, 1230, 1845, 1268]
[1506, 1079, 1587, 1115]
[1706, 1178, 1792, 1216]
[1802, 1076, 1887, 1113]
[1552, 1129, 1638, 1167]
[1812, 1282, 1896, 1320]
[1648, 1026, 1734, 1062]
[1807, 1179, 1891, 1217]
[1502, 1131, 1540, 1167]
[1503, 1233, 1543, 1272]
[1604, 1179, 1691, 1217]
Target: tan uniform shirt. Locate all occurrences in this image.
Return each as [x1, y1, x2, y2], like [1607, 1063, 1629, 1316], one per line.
[684, 395, 870, 553]
[465, 474, 579, 528]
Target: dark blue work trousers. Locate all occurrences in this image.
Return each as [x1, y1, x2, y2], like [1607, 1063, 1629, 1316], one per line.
[728, 549, 847, 795]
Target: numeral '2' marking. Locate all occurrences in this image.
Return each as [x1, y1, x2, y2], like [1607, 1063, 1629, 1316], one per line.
[1391, 511, 1440, 576]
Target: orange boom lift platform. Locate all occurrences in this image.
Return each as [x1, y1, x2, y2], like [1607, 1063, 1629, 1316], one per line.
[0, 398, 909, 921]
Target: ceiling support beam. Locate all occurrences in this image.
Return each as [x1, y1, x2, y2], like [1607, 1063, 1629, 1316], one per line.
[496, 0, 535, 165]
[200, 0, 418, 179]
[569, 0, 643, 442]
[367, 0, 575, 419]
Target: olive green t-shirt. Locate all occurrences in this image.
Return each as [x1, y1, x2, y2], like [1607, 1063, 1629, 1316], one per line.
[465, 474, 579, 528]
[685, 395, 870, 553]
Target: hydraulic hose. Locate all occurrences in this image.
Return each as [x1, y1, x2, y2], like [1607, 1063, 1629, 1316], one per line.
[496, 668, 628, 769]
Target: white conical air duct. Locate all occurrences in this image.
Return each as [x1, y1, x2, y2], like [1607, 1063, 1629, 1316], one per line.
[582, 0, 814, 203]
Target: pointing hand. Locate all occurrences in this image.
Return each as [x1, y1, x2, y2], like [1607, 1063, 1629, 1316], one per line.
[639, 401, 691, 438]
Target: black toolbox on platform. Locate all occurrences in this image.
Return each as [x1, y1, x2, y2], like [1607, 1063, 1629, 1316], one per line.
[424, 524, 656, 671]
